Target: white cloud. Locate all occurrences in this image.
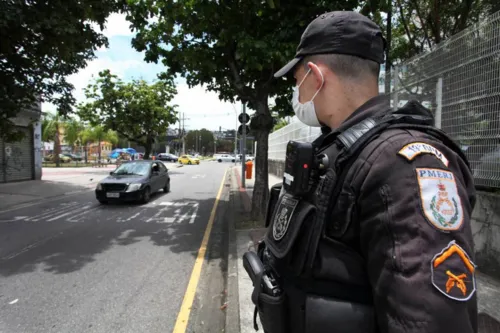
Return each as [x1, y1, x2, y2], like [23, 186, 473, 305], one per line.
[172, 83, 254, 132]
[94, 13, 135, 38]
[42, 57, 144, 113]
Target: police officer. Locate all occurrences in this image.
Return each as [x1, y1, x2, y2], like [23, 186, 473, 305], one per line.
[250, 10, 478, 333]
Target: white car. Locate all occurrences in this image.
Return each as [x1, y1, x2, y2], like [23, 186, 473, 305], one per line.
[214, 154, 237, 162]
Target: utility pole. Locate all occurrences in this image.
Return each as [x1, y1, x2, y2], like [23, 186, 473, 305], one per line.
[241, 103, 247, 188]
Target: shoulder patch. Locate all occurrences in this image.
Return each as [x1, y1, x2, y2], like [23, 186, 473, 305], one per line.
[416, 168, 463, 231]
[398, 142, 449, 166]
[431, 240, 476, 301]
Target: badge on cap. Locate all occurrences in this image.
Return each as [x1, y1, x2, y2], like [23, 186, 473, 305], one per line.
[398, 142, 449, 166]
[416, 168, 463, 231]
[431, 240, 476, 301]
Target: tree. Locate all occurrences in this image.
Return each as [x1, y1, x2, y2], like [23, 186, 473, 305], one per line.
[185, 129, 215, 155]
[0, 0, 123, 141]
[78, 70, 178, 159]
[272, 119, 290, 133]
[64, 118, 84, 153]
[85, 126, 118, 163]
[41, 113, 63, 167]
[124, 0, 363, 220]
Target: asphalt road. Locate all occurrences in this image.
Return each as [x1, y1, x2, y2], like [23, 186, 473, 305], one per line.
[0, 161, 232, 333]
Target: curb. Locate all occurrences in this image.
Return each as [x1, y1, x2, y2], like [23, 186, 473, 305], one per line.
[225, 167, 241, 333]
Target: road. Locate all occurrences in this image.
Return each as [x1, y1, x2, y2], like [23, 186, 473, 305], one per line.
[0, 162, 232, 333]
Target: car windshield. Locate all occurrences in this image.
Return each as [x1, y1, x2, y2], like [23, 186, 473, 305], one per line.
[113, 162, 150, 176]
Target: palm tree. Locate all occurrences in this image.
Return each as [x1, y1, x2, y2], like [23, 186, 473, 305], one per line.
[64, 119, 83, 154]
[86, 126, 118, 163]
[41, 112, 63, 167]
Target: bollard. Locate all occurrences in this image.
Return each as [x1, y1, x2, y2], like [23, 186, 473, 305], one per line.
[245, 160, 253, 179]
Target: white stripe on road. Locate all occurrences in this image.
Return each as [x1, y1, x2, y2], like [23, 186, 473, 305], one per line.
[47, 205, 91, 221]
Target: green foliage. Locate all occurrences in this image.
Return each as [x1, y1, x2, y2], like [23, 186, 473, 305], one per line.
[272, 119, 289, 132]
[124, 0, 365, 220]
[185, 129, 215, 155]
[0, 0, 123, 141]
[78, 70, 178, 159]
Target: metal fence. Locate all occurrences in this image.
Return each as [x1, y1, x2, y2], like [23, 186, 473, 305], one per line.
[268, 10, 500, 189]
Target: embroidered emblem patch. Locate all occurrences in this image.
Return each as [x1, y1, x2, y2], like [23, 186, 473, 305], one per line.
[416, 168, 463, 231]
[431, 240, 476, 301]
[272, 194, 299, 241]
[398, 142, 449, 166]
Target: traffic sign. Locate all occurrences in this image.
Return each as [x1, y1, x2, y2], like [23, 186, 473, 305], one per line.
[238, 125, 250, 136]
[238, 113, 250, 124]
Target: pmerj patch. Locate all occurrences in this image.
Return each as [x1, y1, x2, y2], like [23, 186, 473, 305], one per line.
[398, 142, 449, 166]
[431, 240, 476, 301]
[272, 194, 299, 241]
[416, 168, 463, 231]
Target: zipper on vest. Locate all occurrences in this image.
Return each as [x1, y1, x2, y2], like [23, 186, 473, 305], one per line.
[379, 185, 401, 272]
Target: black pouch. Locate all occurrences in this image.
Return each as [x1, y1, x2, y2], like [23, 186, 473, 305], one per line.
[257, 292, 288, 333]
[265, 183, 283, 228]
[304, 294, 375, 333]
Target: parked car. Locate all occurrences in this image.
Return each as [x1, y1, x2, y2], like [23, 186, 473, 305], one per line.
[237, 154, 254, 162]
[214, 154, 236, 162]
[157, 153, 178, 162]
[95, 160, 170, 204]
[63, 153, 83, 161]
[44, 154, 72, 163]
[178, 155, 200, 165]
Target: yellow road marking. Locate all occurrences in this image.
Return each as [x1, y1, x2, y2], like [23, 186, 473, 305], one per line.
[172, 168, 228, 332]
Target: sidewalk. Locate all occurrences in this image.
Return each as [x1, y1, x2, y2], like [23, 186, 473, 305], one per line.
[227, 165, 281, 333]
[228, 166, 500, 333]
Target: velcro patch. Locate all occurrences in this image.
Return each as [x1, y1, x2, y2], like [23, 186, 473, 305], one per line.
[398, 142, 449, 166]
[431, 240, 476, 301]
[416, 168, 463, 231]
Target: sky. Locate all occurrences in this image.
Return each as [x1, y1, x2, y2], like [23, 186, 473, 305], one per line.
[41, 13, 249, 133]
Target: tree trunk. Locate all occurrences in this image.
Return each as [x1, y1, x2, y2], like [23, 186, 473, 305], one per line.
[144, 138, 153, 160]
[249, 96, 274, 222]
[84, 144, 88, 164]
[55, 124, 61, 167]
[98, 138, 102, 165]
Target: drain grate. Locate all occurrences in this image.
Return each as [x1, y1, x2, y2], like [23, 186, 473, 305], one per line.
[478, 313, 500, 333]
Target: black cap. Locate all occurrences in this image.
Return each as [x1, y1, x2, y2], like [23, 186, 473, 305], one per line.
[274, 11, 386, 78]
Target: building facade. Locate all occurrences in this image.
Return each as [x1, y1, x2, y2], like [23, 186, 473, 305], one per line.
[0, 105, 42, 183]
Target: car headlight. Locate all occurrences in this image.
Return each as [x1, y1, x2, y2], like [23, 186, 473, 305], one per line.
[126, 183, 142, 192]
[96, 183, 102, 191]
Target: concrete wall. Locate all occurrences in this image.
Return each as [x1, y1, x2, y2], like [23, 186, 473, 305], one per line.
[11, 107, 42, 181]
[268, 158, 500, 279]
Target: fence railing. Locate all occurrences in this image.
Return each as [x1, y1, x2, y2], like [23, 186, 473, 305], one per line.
[268, 10, 500, 189]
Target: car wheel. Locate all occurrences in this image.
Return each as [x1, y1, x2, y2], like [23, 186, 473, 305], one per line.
[98, 200, 108, 204]
[163, 180, 170, 193]
[218, 159, 222, 163]
[141, 187, 151, 204]
[232, 159, 235, 162]
[188, 161, 192, 165]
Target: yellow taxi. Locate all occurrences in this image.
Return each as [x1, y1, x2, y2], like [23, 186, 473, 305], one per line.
[178, 155, 200, 165]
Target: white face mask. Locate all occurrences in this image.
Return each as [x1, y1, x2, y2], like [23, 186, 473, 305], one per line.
[292, 67, 324, 127]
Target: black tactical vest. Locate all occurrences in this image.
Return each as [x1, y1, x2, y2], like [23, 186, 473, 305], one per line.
[252, 102, 469, 333]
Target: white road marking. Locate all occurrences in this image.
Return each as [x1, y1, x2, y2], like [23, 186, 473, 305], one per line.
[47, 205, 91, 222]
[192, 174, 206, 179]
[8, 299, 18, 305]
[66, 205, 101, 222]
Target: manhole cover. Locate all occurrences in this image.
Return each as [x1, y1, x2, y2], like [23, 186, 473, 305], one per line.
[478, 313, 500, 333]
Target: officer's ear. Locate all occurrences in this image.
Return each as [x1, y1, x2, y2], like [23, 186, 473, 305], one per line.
[307, 62, 325, 91]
